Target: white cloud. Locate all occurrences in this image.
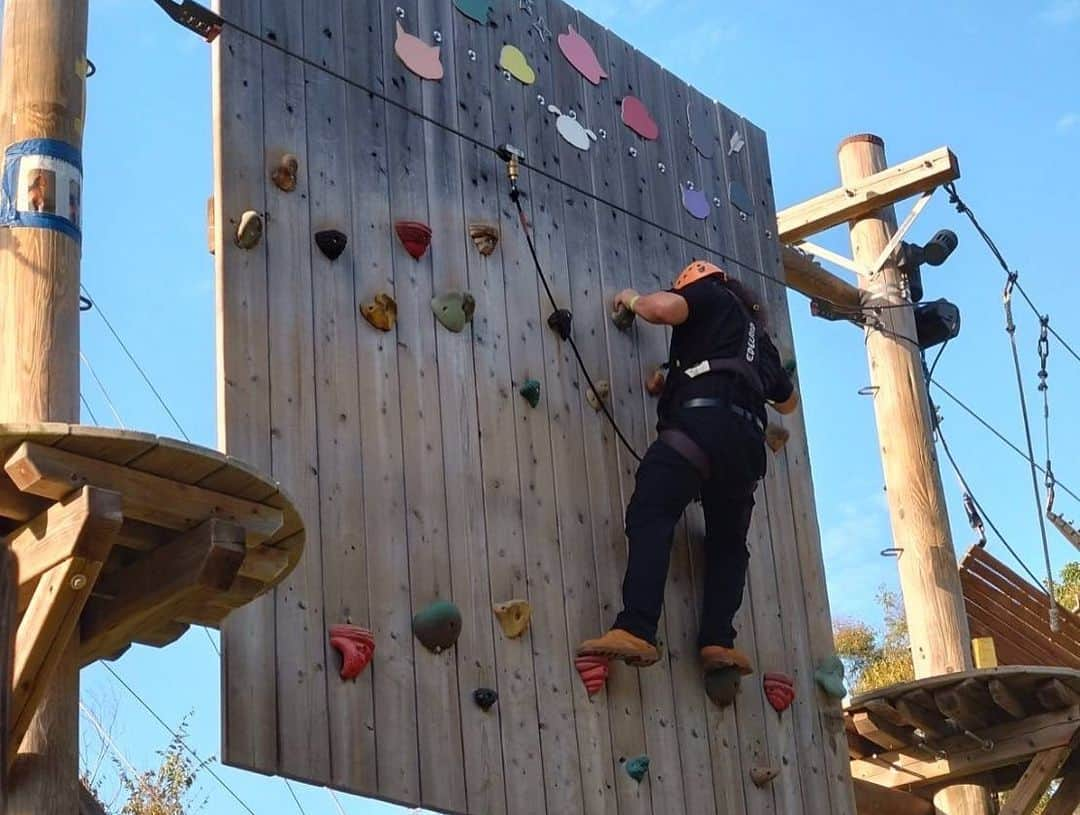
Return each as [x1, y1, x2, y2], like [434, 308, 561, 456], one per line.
[1058, 112, 1080, 132]
[1040, 0, 1080, 24]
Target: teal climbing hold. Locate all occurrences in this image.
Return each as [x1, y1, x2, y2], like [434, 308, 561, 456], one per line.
[519, 379, 541, 408]
[705, 666, 742, 708]
[815, 655, 848, 699]
[432, 292, 476, 333]
[453, 0, 494, 25]
[783, 358, 797, 375]
[624, 755, 650, 783]
[412, 600, 463, 654]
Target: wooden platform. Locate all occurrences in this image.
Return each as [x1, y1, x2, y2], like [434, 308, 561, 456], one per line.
[846, 667, 1080, 811]
[0, 423, 304, 763]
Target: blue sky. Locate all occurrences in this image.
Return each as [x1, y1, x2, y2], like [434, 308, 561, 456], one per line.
[74, 0, 1078, 812]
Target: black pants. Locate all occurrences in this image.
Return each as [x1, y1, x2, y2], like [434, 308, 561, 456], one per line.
[613, 403, 765, 650]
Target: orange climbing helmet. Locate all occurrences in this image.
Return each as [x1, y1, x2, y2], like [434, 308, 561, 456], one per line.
[673, 260, 727, 291]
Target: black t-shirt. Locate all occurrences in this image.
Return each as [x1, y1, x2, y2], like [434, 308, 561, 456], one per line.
[659, 277, 794, 425]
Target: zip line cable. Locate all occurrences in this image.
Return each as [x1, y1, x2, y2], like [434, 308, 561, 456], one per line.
[102, 663, 257, 815]
[286, 780, 309, 815]
[80, 351, 127, 428]
[80, 392, 101, 425]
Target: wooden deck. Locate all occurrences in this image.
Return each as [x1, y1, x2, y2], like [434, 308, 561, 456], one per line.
[846, 667, 1080, 810]
[0, 423, 304, 763]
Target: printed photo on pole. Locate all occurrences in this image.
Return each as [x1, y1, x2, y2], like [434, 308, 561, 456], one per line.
[0, 138, 83, 241]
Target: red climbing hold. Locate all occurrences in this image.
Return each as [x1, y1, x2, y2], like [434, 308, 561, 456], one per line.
[329, 624, 375, 681]
[575, 654, 610, 697]
[620, 95, 659, 141]
[395, 220, 433, 260]
[763, 672, 795, 713]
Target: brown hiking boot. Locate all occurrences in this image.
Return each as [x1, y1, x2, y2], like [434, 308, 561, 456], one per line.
[701, 645, 754, 676]
[577, 628, 660, 667]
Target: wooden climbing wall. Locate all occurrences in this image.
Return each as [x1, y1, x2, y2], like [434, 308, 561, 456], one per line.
[212, 1, 856, 813]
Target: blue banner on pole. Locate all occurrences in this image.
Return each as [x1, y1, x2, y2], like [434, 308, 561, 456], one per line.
[0, 138, 83, 243]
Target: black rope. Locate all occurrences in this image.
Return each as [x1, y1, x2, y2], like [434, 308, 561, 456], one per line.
[510, 193, 642, 463]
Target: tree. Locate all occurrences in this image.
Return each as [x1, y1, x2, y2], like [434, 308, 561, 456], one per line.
[1054, 561, 1079, 611]
[833, 587, 914, 696]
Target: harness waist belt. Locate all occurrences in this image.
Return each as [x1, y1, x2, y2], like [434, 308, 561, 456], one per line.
[658, 430, 711, 480]
[682, 398, 765, 434]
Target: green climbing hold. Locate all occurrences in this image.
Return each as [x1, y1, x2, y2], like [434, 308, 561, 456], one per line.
[783, 358, 797, 375]
[432, 291, 476, 333]
[624, 755, 650, 783]
[453, 0, 495, 25]
[412, 600, 463, 654]
[815, 655, 848, 699]
[519, 379, 541, 408]
[704, 666, 742, 708]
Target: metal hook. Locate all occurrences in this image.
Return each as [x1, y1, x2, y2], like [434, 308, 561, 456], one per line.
[880, 548, 903, 558]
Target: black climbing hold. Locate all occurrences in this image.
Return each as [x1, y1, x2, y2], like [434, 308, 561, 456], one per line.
[519, 379, 541, 408]
[473, 688, 498, 711]
[705, 666, 742, 708]
[547, 309, 573, 341]
[412, 600, 463, 653]
[728, 180, 754, 218]
[315, 229, 348, 261]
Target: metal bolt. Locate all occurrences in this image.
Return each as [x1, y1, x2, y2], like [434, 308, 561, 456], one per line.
[396, 6, 405, 19]
[70, 574, 87, 591]
[713, 197, 722, 207]
[657, 162, 666, 174]
[433, 30, 442, 42]
[568, 109, 577, 120]
[740, 212, 748, 222]
[598, 128, 607, 139]
[765, 229, 773, 239]
[628, 147, 638, 157]
[503, 70, 512, 81]
[537, 94, 545, 106]
[468, 49, 477, 61]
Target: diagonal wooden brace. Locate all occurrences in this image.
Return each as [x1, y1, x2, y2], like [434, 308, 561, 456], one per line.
[997, 735, 1078, 815]
[9, 487, 122, 764]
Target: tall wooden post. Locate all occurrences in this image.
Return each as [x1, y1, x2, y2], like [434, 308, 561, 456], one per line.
[839, 134, 990, 815]
[0, 0, 89, 812]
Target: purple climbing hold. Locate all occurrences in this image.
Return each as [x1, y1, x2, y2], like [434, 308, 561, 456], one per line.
[682, 183, 711, 221]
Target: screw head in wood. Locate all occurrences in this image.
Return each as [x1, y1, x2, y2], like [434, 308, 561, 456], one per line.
[433, 30, 443, 42]
[70, 574, 88, 591]
[396, 6, 405, 19]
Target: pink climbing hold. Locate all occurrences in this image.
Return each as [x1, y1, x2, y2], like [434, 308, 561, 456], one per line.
[557, 25, 608, 85]
[329, 624, 376, 681]
[763, 672, 795, 713]
[620, 95, 659, 141]
[575, 654, 610, 697]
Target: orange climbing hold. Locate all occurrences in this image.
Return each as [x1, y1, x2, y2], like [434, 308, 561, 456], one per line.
[575, 654, 610, 697]
[763, 672, 795, 712]
[646, 369, 666, 396]
[329, 624, 375, 681]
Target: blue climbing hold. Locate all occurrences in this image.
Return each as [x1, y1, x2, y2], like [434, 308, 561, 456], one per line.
[625, 755, 650, 783]
[519, 379, 541, 408]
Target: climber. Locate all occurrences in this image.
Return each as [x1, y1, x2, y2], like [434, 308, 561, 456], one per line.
[577, 261, 798, 677]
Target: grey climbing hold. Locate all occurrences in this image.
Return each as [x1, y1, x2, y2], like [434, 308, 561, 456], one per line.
[315, 229, 348, 261]
[519, 379, 541, 409]
[473, 688, 498, 711]
[705, 666, 742, 708]
[624, 755, 649, 783]
[235, 210, 263, 250]
[815, 655, 848, 699]
[729, 179, 754, 218]
[750, 767, 779, 787]
[432, 291, 476, 333]
[586, 381, 610, 411]
[412, 600, 463, 653]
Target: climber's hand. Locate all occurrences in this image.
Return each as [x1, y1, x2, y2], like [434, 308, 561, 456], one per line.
[614, 288, 640, 312]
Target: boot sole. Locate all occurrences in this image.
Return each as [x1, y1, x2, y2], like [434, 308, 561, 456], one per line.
[577, 646, 661, 668]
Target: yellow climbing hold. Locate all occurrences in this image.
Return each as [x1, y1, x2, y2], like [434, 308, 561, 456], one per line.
[493, 599, 532, 639]
[499, 45, 536, 86]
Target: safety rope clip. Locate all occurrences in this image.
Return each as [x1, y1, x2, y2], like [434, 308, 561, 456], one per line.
[152, 0, 224, 43]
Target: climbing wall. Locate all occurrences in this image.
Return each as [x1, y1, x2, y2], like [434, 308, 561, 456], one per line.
[212, 1, 856, 813]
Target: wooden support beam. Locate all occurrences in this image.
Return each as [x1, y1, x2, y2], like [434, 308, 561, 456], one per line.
[10, 489, 121, 763]
[0, 545, 12, 798]
[989, 679, 1028, 720]
[778, 145, 960, 243]
[895, 694, 951, 739]
[4, 442, 283, 545]
[236, 545, 290, 585]
[133, 621, 190, 649]
[998, 742, 1077, 815]
[851, 706, 1080, 790]
[780, 245, 863, 308]
[853, 711, 914, 751]
[935, 687, 991, 731]
[1042, 762, 1080, 815]
[853, 779, 934, 815]
[79, 519, 245, 666]
[1036, 679, 1080, 712]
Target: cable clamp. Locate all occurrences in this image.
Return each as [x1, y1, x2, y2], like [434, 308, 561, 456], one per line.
[152, 0, 224, 42]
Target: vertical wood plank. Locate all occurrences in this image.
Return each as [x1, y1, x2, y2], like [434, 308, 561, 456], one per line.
[214, 0, 277, 774]
[260, 0, 331, 782]
[302, 0, 377, 795]
[341, 1, 420, 801]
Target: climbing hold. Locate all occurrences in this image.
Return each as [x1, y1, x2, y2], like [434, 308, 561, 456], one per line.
[612, 303, 635, 331]
[557, 24, 607, 85]
[271, 153, 299, 192]
[815, 656, 848, 699]
[575, 654, 609, 697]
[704, 666, 742, 708]
[646, 369, 666, 397]
[783, 358, 797, 375]
[395, 220, 433, 260]
[624, 755, 650, 783]
[519, 379, 541, 409]
[453, 0, 494, 25]
[765, 424, 790, 453]
[547, 309, 573, 341]
[234, 210, 263, 249]
[473, 687, 499, 711]
[492, 599, 532, 639]
[750, 767, 779, 788]
[586, 381, 610, 412]
[729, 179, 754, 218]
[498, 44, 536, 85]
[394, 21, 444, 81]
[548, 105, 598, 152]
[620, 95, 659, 141]
[432, 291, 476, 333]
[728, 129, 746, 156]
[469, 222, 500, 256]
[361, 293, 399, 332]
[763, 672, 796, 713]
[687, 100, 718, 159]
[328, 624, 375, 681]
[315, 229, 348, 261]
[682, 183, 711, 221]
[412, 600, 463, 653]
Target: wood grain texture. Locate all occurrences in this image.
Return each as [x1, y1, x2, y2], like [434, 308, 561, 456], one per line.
[217, 1, 851, 811]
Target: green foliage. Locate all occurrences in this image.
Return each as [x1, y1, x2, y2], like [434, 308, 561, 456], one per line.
[833, 587, 914, 696]
[1055, 561, 1079, 611]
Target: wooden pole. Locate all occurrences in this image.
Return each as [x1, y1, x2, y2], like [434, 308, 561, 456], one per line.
[0, 0, 89, 812]
[838, 134, 990, 815]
